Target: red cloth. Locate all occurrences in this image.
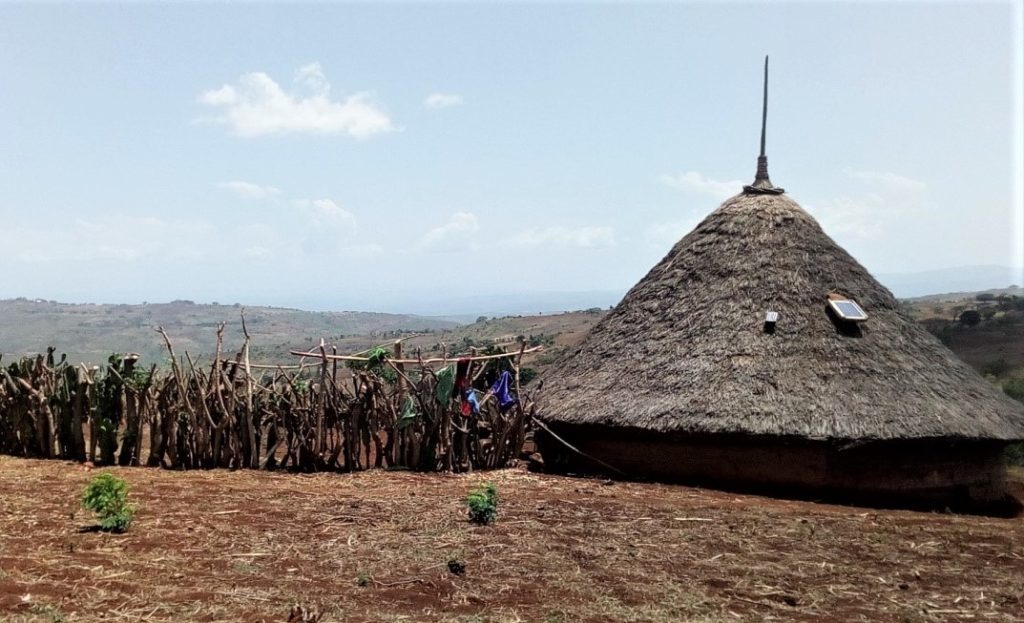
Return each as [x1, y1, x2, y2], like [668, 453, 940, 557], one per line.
[455, 358, 471, 391]
[456, 358, 472, 416]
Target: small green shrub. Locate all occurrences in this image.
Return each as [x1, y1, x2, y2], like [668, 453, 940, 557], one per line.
[82, 473, 136, 532]
[1003, 377, 1024, 403]
[982, 358, 1011, 377]
[959, 309, 982, 326]
[519, 367, 538, 385]
[465, 482, 499, 525]
[29, 604, 67, 623]
[1006, 443, 1024, 467]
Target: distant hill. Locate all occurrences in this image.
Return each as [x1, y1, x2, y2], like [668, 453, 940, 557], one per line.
[366, 266, 1024, 317]
[902, 287, 1024, 375]
[877, 265, 1023, 299]
[0, 299, 459, 366]
[4, 281, 1022, 383]
[386, 290, 623, 318]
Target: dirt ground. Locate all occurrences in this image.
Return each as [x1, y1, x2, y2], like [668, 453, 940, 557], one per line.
[1, 457, 1022, 623]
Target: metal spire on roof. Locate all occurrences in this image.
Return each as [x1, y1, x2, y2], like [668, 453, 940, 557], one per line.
[744, 56, 785, 195]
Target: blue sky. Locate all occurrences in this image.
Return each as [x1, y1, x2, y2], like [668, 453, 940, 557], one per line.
[1, 2, 1021, 313]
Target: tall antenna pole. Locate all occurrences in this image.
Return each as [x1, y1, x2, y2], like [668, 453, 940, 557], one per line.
[760, 55, 768, 158]
[744, 55, 784, 195]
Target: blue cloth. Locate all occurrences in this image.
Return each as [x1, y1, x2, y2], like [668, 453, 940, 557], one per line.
[464, 389, 481, 415]
[489, 370, 518, 412]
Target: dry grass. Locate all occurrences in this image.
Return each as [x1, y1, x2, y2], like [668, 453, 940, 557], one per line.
[1, 456, 1022, 622]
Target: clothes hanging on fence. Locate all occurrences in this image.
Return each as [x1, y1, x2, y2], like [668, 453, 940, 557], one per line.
[460, 388, 482, 417]
[398, 396, 418, 429]
[489, 370, 518, 412]
[464, 389, 481, 415]
[455, 357, 476, 416]
[435, 365, 455, 403]
[455, 358, 471, 392]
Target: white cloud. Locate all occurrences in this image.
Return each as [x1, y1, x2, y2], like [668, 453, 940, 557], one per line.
[845, 169, 927, 194]
[294, 62, 331, 97]
[806, 195, 890, 238]
[645, 216, 704, 247]
[291, 198, 356, 230]
[199, 63, 395, 138]
[424, 93, 464, 109]
[505, 226, 615, 248]
[805, 169, 930, 239]
[217, 180, 281, 200]
[659, 171, 743, 201]
[416, 212, 480, 253]
[200, 85, 236, 106]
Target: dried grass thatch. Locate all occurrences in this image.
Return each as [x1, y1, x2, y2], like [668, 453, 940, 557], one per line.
[541, 192, 1024, 441]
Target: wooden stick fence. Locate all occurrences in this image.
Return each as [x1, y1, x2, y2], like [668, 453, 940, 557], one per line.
[0, 328, 537, 473]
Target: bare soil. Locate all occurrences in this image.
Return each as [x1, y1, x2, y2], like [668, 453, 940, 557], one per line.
[1, 456, 1022, 623]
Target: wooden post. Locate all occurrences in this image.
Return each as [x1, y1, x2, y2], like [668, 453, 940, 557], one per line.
[71, 367, 87, 461]
[242, 312, 258, 469]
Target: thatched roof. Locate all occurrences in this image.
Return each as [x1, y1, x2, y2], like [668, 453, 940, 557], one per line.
[541, 192, 1024, 441]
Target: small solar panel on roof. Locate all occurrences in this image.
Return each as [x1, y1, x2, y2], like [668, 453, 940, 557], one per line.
[828, 298, 868, 322]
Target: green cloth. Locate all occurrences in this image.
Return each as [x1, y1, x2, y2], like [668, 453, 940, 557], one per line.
[397, 396, 418, 429]
[365, 346, 389, 367]
[435, 365, 455, 403]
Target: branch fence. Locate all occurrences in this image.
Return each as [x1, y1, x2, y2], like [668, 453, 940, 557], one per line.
[0, 322, 536, 473]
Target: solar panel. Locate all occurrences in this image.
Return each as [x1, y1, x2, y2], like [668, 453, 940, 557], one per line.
[828, 298, 868, 322]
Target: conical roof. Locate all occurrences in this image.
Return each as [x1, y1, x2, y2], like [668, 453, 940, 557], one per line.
[541, 192, 1024, 441]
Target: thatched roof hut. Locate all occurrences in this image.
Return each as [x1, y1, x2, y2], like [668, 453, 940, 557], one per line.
[537, 60, 1024, 507]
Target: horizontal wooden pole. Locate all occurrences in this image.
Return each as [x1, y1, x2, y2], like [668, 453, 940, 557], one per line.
[288, 346, 543, 365]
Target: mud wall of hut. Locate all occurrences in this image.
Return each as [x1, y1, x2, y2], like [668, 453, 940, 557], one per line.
[537, 424, 1008, 504]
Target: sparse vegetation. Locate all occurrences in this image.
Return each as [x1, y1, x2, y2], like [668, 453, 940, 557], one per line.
[346, 345, 398, 385]
[959, 309, 982, 326]
[2, 457, 1023, 623]
[982, 358, 1011, 377]
[1003, 379, 1024, 466]
[28, 603, 67, 623]
[905, 292, 1024, 464]
[81, 472, 136, 533]
[519, 366, 538, 385]
[1003, 378, 1024, 402]
[465, 482, 499, 525]
[0, 299, 458, 366]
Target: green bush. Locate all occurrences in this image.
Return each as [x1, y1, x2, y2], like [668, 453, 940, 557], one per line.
[82, 473, 137, 532]
[1006, 443, 1024, 467]
[519, 367, 538, 386]
[465, 482, 499, 525]
[982, 358, 1011, 377]
[959, 309, 982, 326]
[1003, 378, 1024, 403]
[1002, 379, 1024, 466]
[346, 346, 397, 385]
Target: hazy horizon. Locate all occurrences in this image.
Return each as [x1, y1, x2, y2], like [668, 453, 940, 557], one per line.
[5, 263, 1022, 318]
